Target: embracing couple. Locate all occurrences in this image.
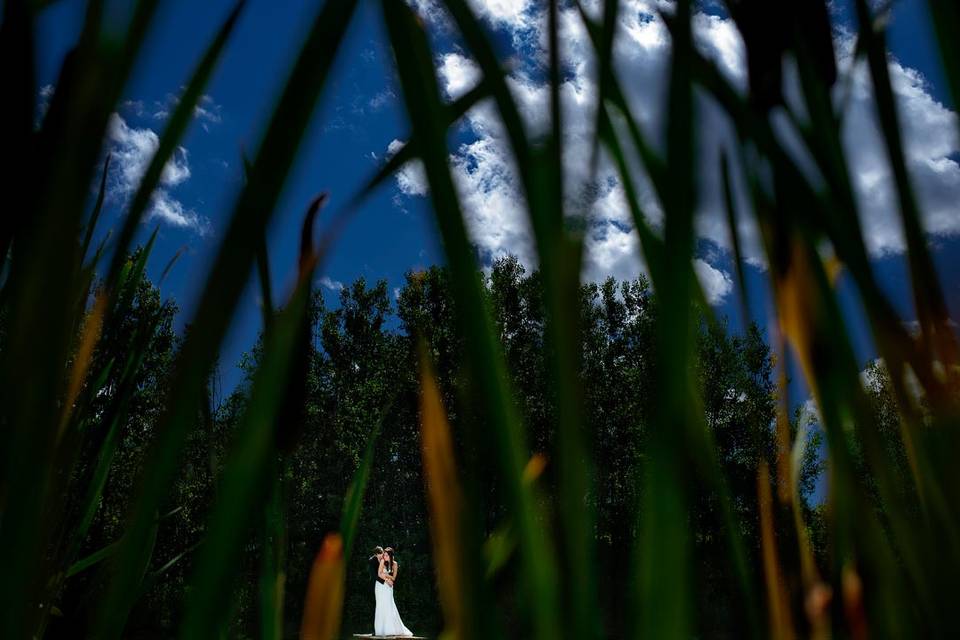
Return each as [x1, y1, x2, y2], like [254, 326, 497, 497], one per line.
[367, 546, 413, 637]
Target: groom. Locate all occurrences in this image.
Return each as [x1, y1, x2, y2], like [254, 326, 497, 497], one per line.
[368, 546, 385, 586]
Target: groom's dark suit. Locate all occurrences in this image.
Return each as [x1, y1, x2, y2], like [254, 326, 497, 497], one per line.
[368, 555, 385, 584]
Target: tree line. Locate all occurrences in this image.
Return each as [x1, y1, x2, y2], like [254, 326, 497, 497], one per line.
[44, 253, 867, 638]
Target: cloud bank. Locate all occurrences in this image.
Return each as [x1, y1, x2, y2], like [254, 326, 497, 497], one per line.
[388, 0, 960, 306]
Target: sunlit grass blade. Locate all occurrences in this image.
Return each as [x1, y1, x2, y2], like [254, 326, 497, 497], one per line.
[757, 462, 795, 639]
[105, 0, 246, 291]
[56, 291, 107, 442]
[419, 345, 468, 639]
[383, 3, 560, 638]
[95, 1, 359, 634]
[300, 533, 345, 640]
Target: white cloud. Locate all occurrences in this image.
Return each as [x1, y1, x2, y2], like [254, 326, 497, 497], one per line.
[153, 92, 223, 131]
[108, 113, 191, 191]
[368, 89, 396, 111]
[149, 190, 209, 233]
[106, 113, 208, 235]
[389, 0, 960, 306]
[387, 139, 429, 196]
[694, 258, 734, 305]
[319, 275, 345, 291]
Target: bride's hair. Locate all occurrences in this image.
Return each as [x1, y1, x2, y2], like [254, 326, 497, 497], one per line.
[383, 548, 395, 572]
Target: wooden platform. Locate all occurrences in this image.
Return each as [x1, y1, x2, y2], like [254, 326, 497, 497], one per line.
[352, 636, 427, 639]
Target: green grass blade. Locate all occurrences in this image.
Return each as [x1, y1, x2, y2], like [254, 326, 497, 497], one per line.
[95, 1, 359, 635]
[720, 152, 751, 329]
[260, 471, 286, 640]
[66, 539, 122, 579]
[637, 3, 696, 637]
[81, 155, 111, 267]
[180, 279, 313, 638]
[341, 81, 488, 214]
[382, 3, 560, 638]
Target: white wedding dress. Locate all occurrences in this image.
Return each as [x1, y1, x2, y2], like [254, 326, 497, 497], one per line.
[374, 575, 413, 636]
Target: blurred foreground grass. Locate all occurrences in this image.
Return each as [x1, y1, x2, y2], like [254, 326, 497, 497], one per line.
[1, 0, 959, 638]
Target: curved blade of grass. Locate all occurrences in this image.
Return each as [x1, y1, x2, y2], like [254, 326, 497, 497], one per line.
[382, 3, 560, 638]
[105, 0, 245, 291]
[592, 47, 759, 632]
[95, 1, 359, 634]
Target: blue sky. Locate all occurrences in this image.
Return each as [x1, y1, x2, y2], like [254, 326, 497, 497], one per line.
[36, 0, 960, 403]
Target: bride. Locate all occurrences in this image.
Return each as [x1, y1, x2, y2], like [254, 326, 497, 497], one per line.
[374, 548, 413, 637]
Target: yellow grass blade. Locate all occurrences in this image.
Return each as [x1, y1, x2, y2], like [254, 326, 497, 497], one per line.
[419, 346, 466, 640]
[300, 533, 345, 640]
[758, 461, 795, 640]
[57, 291, 107, 443]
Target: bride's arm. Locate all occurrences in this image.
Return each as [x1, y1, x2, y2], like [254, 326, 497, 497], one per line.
[391, 561, 400, 582]
[378, 560, 394, 584]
